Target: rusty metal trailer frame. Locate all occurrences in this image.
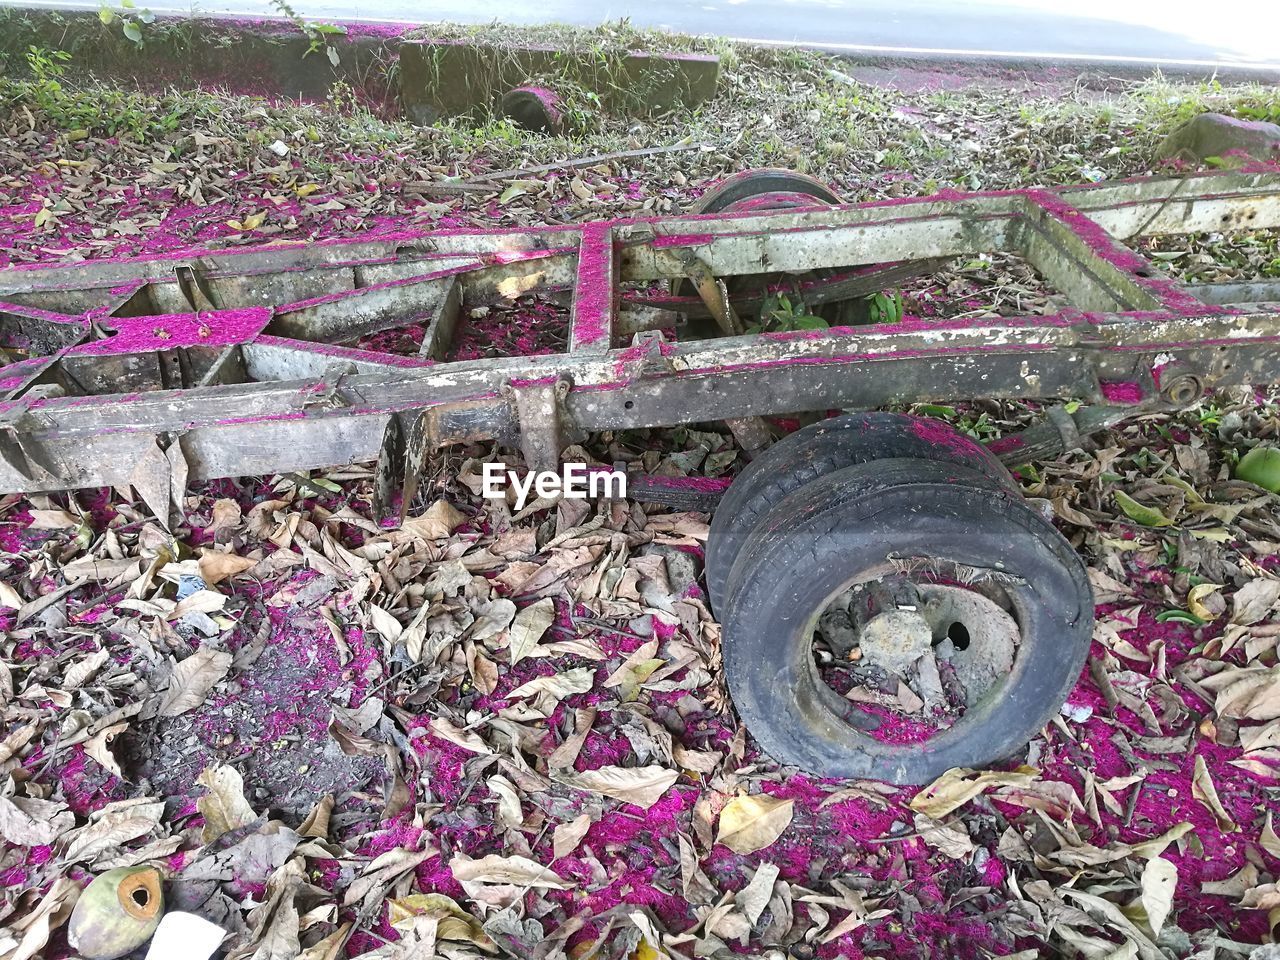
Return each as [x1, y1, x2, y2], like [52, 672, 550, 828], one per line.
[2, 168, 1280, 521]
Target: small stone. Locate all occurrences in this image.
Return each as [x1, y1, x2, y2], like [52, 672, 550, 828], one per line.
[1060, 701, 1094, 723]
[816, 607, 859, 658]
[914, 652, 945, 706]
[1157, 925, 1192, 955]
[641, 543, 703, 598]
[1157, 113, 1280, 166]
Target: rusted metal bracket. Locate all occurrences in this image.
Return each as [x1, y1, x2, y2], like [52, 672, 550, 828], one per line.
[0, 406, 57, 482]
[175, 264, 219, 312]
[506, 378, 579, 474]
[682, 252, 744, 336]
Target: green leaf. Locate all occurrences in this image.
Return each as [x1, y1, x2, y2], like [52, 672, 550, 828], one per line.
[1156, 609, 1205, 625]
[122, 20, 143, 44]
[1236, 445, 1280, 492]
[793, 315, 829, 331]
[1161, 473, 1204, 504]
[498, 184, 527, 204]
[98, 6, 115, 23]
[1114, 490, 1173, 528]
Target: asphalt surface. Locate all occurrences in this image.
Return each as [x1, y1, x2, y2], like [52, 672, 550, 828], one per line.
[4, 0, 1280, 73]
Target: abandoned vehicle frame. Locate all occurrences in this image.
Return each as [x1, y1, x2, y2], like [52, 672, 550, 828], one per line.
[4, 164, 1280, 779]
[1, 167, 1278, 516]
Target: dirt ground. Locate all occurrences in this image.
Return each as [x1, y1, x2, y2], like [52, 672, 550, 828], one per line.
[1, 21, 1280, 960]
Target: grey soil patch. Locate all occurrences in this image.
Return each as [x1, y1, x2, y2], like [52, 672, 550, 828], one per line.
[119, 610, 387, 822]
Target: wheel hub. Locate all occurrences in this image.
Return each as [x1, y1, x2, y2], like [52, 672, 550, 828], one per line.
[831, 577, 1020, 707]
[918, 584, 1019, 707]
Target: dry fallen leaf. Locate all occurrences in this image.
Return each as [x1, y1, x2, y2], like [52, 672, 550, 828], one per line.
[1191, 754, 1239, 832]
[505, 667, 595, 701]
[62, 798, 166, 863]
[401, 500, 466, 541]
[1231, 579, 1280, 626]
[0, 876, 82, 960]
[0, 796, 74, 847]
[83, 721, 128, 779]
[159, 647, 232, 717]
[910, 766, 1039, 819]
[198, 549, 257, 585]
[737, 862, 780, 927]
[368, 604, 404, 645]
[913, 813, 976, 859]
[1135, 856, 1177, 935]
[552, 765, 679, 810]
[0, 580, 21, 610]
[27, 508, 80, 529]
[1262, 812, 1280, 858]
[196, 764, 258, 843]
[449, 854, 572, 889]
[470, 598, 517, 641]
[507, 597, 555, 666]
[716, 793, 794, 854]
[208, 497, 242, 534]
[1211, 665, 1280, 721]
[388, 893, 495, 951]
[552, 814, 592, 860]
[429, 717, 492, 755]
[1201, 862, 1257, 898]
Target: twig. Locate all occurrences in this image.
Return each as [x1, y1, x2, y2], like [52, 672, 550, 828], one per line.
[462, 141, 712, 185]
[868, 830, 922, 844]
[567, 615, 651, 643]
[365, 661, 423, 698]
[403, 180, 501, 196]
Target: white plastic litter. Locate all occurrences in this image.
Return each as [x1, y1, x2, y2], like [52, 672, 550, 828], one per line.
[144, 911, 227, 960]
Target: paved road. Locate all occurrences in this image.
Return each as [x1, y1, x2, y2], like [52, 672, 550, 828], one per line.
[7, 0, 1280, 71]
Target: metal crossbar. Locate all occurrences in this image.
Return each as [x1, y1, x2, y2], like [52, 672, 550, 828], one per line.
[2, 168, 1279, 521]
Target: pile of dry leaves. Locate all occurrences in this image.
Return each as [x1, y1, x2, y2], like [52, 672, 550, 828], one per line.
[3, 400, 1280, 958]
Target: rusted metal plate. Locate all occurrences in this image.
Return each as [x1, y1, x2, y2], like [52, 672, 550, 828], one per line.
[1, 168, 1279, 500]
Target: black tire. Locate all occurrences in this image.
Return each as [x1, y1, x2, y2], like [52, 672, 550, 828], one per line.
[706, 413, 1019, 614]
[719, 457, 1092, 784]
[689, 168, 842, 214]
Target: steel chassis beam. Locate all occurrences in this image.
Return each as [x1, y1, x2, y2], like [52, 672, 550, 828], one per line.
[2, 168, 1279, 518]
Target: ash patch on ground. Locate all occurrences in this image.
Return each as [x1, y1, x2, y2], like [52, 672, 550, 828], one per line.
[120, 609, 387, 822]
